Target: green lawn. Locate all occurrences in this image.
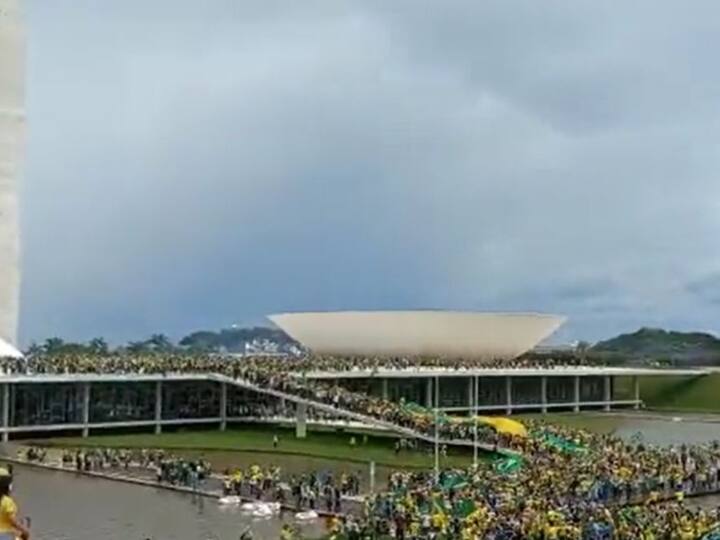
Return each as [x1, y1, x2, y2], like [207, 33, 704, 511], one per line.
[515, 413, 622, 434]
[639, 374, 720, 412]
[38, 425, 483, 469]
[515, 373, 720, 430]
[609, 373, 720, 412]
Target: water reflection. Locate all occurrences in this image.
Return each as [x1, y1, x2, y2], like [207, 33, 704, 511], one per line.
[10, 465, 326, 540]
[606, 414, 720, 446]
[12, 414, 720, 539]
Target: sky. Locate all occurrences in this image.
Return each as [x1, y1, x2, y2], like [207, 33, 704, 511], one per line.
[17, 0, 720, 346]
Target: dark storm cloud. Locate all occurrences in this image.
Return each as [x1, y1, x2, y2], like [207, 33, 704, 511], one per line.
[17, 0, 720, 344]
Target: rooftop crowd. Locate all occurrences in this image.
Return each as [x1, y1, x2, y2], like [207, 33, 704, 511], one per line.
[0, 352, 597, 448]
[0, 351, 601, 377]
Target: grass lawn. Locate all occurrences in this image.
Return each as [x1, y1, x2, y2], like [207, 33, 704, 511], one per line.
[515, 413, 622, 434]
[639, 374, 720, 412]
[38, 425, 484, 469]
[516, 373, 720, 432]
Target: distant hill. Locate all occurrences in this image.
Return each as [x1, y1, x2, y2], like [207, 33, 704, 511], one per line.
[591, 327, 720, 365]
[178, 326, 300, 353]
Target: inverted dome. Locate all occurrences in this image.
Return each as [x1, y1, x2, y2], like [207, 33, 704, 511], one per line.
[0, 336, 22, 358]
[269, 310, 565, 359]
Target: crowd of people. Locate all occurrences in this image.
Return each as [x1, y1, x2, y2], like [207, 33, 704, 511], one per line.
[5, 352, 720, 538]
[153, 455, 210, 488]
[23, 443, 363, 515]
[223, 464, 282, 499]
[222, 466, 361, 514]
[0, 352, 533, 448]
[285, 469, 360, 513]
[324, 422, 720, 539]
[21, 426, 720, 537]
[57, 448, 132, 471]
[52, 447, 211, 489]
[0, 351, 602, 378]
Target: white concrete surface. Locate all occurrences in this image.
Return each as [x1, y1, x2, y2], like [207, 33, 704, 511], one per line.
[271, 311, 565, 359]
[0, 0, 24, 346]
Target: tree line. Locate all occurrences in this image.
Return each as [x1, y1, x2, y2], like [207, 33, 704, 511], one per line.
[25, 327, 299, 356]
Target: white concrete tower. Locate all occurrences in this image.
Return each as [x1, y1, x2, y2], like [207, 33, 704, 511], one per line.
[0, 0, 24, 345]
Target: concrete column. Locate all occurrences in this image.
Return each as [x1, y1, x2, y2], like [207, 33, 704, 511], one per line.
[82, 383, 91, 438]
[467, 377, 474, 409]
[434, 376, 440, 482]
[296, 402, 307, 439]
[604, 375, 611, 412]
[381, 378, 389, 401]
[540, 376, 548, 414]
[505, 376, 512, 415]
[425, 378, 433, 408]
[220, 382, 227, 431]
[155, 380, 163, 434]
[2, 384, 9, 443]
[633, 376, 640, 410]
[472, 376, 479, 467]
[573, 376, 580, 413]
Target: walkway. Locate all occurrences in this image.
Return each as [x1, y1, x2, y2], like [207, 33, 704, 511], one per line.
[209, 374, 511, 455]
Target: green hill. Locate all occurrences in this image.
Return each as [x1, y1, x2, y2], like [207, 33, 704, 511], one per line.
[178, 326, 299, 352]
[591, 327, 720, 365]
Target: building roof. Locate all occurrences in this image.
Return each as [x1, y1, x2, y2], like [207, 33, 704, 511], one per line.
[269, 310, 565, 359]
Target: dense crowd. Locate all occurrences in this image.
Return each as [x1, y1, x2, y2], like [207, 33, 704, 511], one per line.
[0, 351, 600, 377]
[153, 455, 210, 488]
[325, 422, 720, 539]
[6, 352, 720, 538]
[23, 443, 362, 514]
[222, 466, 360, 513]
[56, 447, 212, 488]
[0, 353, 520, 447]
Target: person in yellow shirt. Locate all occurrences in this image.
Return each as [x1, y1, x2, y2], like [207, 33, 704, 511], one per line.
[0, 472, 29, 540]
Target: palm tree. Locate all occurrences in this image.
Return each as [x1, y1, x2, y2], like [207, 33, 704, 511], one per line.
[43, 337, 65, 355]
[25, 342, 43, 357]
[126, 341, 148, 354]
[148, 334, 173, 351]
[576, 340, 591, 362]
[88, 337, 109, 356]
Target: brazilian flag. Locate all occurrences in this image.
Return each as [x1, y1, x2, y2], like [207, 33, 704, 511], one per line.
[495, 455, 523, 474]
[454, 498, 476, 518]
[535, 431, 587, 454]
[440, 472, 469, 491]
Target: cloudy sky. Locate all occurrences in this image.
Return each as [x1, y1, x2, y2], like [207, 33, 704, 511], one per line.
[18, 0, 720, 345]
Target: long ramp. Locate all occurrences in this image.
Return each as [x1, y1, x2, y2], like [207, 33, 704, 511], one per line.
[210, 374, 511, 455]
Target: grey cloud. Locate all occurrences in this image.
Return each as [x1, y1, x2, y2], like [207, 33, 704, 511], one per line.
[16, 0, 720, 344]
[686, 273, 720, 304]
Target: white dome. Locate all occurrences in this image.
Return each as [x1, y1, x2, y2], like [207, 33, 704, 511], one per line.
[0, 337, 21, 358]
